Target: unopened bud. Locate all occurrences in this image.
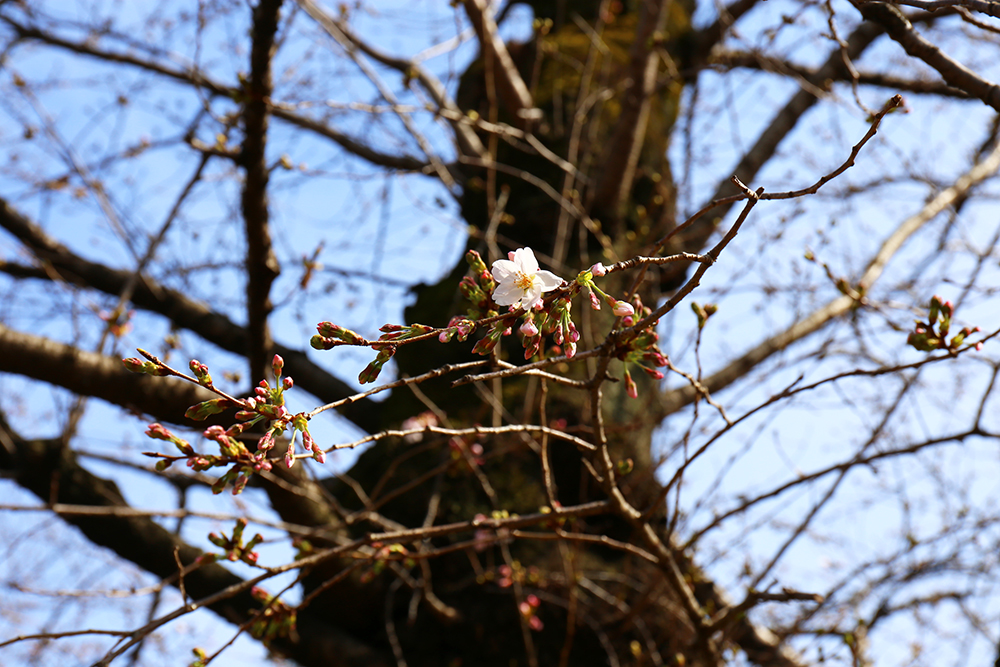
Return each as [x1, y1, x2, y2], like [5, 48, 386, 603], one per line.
[612, 300, 635, 317]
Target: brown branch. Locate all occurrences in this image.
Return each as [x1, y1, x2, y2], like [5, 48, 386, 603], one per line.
[711, 49, 972, 99]
[0, 15, 429, 173]
[588, 0, 671, 232]
[294, 0, 457, 188]
[461, 0, 538, 126]
[853, 0, 1000, 110]
[687, 0, 766, 63]
[660, 138, 1000, 416]
[0, 198, 382, 433]
[294, 0, 486, 160]
[882, 0, 1000, 14]
[241, 0, 284, 382]
[0, 323, 218, 428]
[657, 20, 886, 288]
[0, 412, 392, 667]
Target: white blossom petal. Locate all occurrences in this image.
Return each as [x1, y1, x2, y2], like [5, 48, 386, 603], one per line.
[535, 270, 562, 291]
[492, 282, 520, 306]
[491, 259, 517, 282]
[521, 284, 544, 310]
[512, 247, 539, 273]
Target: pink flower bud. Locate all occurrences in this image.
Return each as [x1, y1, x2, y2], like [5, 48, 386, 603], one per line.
[565, 341, 577, 358]
[624, 370, 638, 399]
[122, 357, 145, 373]
[146, 423, 173, 440]
[589, 291, 601, 310]
[590, 263, 607, 277]
[520, 320, 539, 337]
[283, 377, 294, 390]
[258, 430, 275, 452]
[612, 300, 635, 317]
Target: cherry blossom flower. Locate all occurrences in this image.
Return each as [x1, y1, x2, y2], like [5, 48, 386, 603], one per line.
[491, 248, 562, 311]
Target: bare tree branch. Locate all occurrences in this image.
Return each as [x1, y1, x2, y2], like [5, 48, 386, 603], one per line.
[0, 15, 430, 173]
[883, 0, 1000, 15]
[241, 0, 284, 382]
[0, 323, 218, 428]
[854, 0, 1000, 110]
[662, 137, 1000, 415]
[462, 0, 539, 126]
[711, 49, 972, 98]
[295, 0, 487, 161]
[588, 0, 672, 232]
[294, 0, 458, 189]
[0, 198, 382, 432]
[0, 411, 393, 667]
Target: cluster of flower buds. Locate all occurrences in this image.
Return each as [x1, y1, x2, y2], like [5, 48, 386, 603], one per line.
[310, 321, 365, 350]
[99, 307, 134, 338]
[135, 354, 323, 494]
[518, 594, 544, 632]
[460, 249, 498, 317]
[691, 301, 718, 330]
[305, 247, 659, 385]
[208, 518, 262, 565]
[907, 296, 983, 353]
[613, 295, 670, 398]
[249, 586, 297, 645]
[448, 436, 485, 467]
[144, 422, 258, 492]
[122, 350, 171, 376]
[547, 297, 580, 358]
[438, 317, 476, 343]
[376, 322, 434, 342]
[358, 345, 395, 384]
[471, 317, 514, 356]
[576, 263, 635, 320]
[231, 355, 321, 467]
[494, 560, 543, 588]
[201, 425, 260, 494]
[360, 542, 414, 582]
